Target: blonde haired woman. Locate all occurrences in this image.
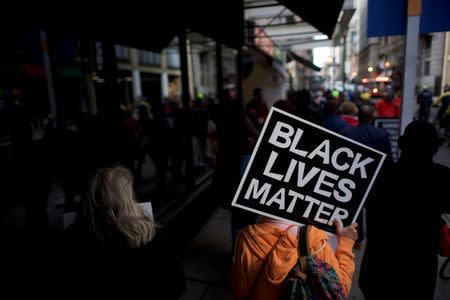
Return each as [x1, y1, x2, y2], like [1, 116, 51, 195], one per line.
[63, 165, 185, 298]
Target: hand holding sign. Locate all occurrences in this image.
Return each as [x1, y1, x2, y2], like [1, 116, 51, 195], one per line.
[232, 107, 386, 235]
[334, 219, 358, 241]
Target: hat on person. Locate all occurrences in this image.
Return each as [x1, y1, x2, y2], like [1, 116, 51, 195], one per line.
[399, 120, 443, 157]
[140, 100, 151, 111]
[420, 84, 428, 92]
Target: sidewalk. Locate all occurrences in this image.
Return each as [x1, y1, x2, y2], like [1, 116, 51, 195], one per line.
[180, 208, 237, 300]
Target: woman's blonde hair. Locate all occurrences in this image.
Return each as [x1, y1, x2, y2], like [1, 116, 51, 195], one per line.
[81, 165, 156, 248]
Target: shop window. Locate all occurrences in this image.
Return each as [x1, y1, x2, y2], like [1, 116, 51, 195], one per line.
[424, 60, 430, 76]
[138, 50, 161, 66]
[166, 49, 180, 69]
[424, 35, 432, 49]
[96, 41, 103, 71]
[115, 44, 130, 62]
[351, 31, 356, 45]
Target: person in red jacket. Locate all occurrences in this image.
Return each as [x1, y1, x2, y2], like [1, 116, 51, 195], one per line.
[374, 86, 400, 117]
[393, 90, 402, 117]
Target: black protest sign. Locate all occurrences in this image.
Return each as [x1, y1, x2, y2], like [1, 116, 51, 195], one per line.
[374, 117, 400, 162]
[232, 107, 386, 235]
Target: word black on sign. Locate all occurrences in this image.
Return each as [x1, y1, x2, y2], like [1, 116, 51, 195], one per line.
[232, 107, 386, 235]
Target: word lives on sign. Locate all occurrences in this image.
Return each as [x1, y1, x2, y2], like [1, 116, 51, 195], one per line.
[232, 108, 386, 235]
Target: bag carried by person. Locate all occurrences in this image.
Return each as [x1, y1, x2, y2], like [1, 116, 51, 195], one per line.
[279, 225, 346, 300]
[440, 223, 450, 257]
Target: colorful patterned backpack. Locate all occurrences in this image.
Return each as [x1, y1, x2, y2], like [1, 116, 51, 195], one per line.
[279, 225, 346, 300]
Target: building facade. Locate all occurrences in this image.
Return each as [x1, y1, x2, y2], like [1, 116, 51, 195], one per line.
[417, 32, 446, 95]
[357, 0, 448, 95]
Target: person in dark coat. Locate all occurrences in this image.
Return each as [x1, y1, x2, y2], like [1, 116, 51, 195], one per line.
[340, 105, 393, 248]
[291, 89, 323, 126]
[341, 105, 393, 163]
[322, 99, 350, 134]
[359, 120, 450, 300]
[417, 85, 433, 121]
[245, 87, 269, 131]
[62, 165, 185, 298]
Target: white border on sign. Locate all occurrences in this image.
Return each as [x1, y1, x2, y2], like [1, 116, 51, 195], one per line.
[231, 107, 387, 235]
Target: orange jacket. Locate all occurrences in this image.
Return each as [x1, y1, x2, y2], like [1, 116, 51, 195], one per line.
[230, 222, 355, 299]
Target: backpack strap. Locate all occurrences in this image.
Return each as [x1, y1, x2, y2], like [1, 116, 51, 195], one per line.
[297, 225, 310, 258]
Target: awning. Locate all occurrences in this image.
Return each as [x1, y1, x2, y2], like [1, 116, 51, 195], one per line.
[244, 0, 354, 51]
[287, 51, 321, 71]
[186, 1, 245, 50]
[277, 0, 344, 38]
[4, 1, 245, 53]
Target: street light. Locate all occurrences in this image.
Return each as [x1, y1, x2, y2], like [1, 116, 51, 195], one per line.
[368, 66, 374, 72]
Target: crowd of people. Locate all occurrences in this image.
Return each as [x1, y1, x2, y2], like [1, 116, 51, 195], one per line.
[1, 94, 221, 219]
[415, 83, 450, 138]
[1, 83, 449, 299]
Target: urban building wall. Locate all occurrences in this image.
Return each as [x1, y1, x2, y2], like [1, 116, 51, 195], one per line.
[417, 32, 446, 95]
[287, 49, 315, 92]
[356, 0, 448, 95]
[442, 32, 450, 92]
[344, 0, 361, 82]
[243, 50, 289, 107]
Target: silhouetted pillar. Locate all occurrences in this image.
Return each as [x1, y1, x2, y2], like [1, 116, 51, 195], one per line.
[400, 0, 421, 134]
[101, 41, 120, 118]
[132, 69, 142, 105]
[236, 47, 244, 111]
[40, 31, 57, 128]
[179, 30, 195, 189]
[216, 42, 223, 105]
[161, 72, 169, 101]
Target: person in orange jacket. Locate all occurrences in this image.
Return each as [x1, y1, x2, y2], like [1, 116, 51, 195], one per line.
[230, 217, 358, 299]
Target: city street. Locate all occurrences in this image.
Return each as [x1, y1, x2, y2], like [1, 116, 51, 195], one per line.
[1, 1, 450, 299]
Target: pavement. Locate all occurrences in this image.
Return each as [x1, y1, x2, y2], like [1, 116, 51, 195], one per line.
[180, 208, 237, 300]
